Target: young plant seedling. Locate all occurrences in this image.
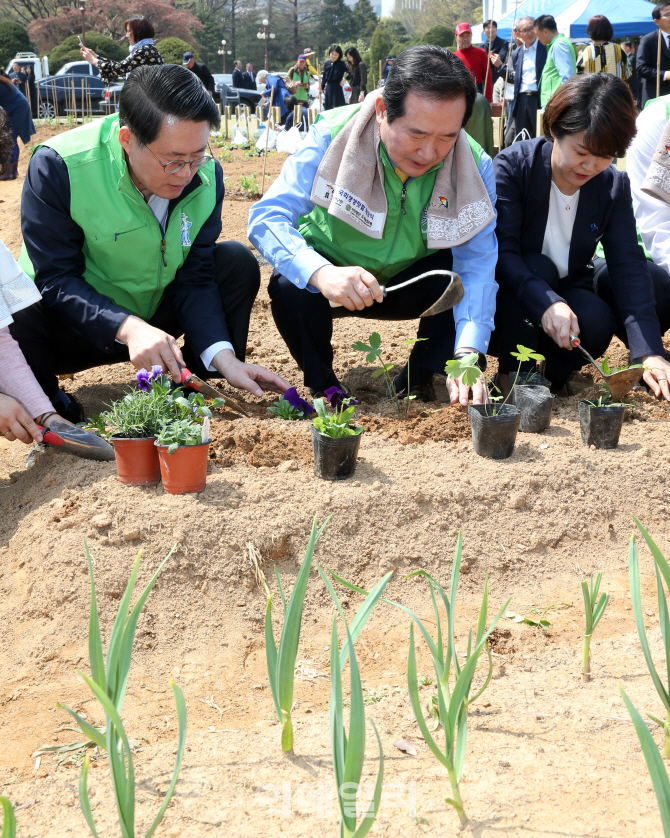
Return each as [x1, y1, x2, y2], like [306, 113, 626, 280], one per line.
[629, 518, 670, 758]
[601, 357, 643, 375]
[399, 337, 427, 413]
[268, 387, 314, 420]
[445, 345, 544, 416]
[312, 393, 363, 438]
[581, 572, 609, 681]
[0, 797, 15, 838]
[60, 543, 186, 838]
[352, 332, 400, 414]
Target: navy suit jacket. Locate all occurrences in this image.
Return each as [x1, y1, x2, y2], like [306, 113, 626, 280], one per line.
[493, 137, 664, 359]
[510, 40, 546, 116]
[232, 67, 245, 88]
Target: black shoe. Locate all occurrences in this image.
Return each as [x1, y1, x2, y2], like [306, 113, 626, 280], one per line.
[52, 389, 85, 424]
[390, 374, 436, 403]
[309, 377, 348, 401]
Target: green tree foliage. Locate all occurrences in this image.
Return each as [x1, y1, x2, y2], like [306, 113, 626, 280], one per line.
[156, 37, 200, 66]
[353, 0, 379, 39]
[420, 24, 455, 47]
[369, 23, 394, 78]
[316, 0, 356, 53]
[0, 21, 31, 68]
[49, 32, 126, 73]
[196, 13, 224, 68]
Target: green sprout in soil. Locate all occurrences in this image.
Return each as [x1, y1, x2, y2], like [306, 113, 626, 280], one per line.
[352, 332, 400, 414]
[584, 394, 631, 408]
[398, 337, 427, 412]
[445, 345, 544, 416]
[581, 572, 609, 682]
[601, 357, 643, 375]
[0, 797, 15, 838]
[60, 543, 186, 838]
[238, 173, 260, 197]
[629, 517, 670, 758]
[218, 147, 235, 163]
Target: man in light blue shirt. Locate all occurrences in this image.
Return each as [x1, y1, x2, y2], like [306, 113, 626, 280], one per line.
[248, 47, 499, 405]
[505, 16, 547, 145]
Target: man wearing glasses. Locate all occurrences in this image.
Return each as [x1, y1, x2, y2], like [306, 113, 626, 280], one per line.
[504, 16, 547, 146]
[637, 1, 670, 107]
[12, 64, 287, 421]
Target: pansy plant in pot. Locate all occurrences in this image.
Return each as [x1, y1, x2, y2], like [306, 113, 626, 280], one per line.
[268, 387, 315, 420]
[445, 346, 545, 459]
[311, 387, 364, 480]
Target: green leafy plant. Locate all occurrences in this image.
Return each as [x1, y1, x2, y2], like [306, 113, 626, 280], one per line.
[581, 572, 609, 682]
[352, 332, 400, 414]
[155, 418, 205, 454]
[218, 147, 235, 163]
[239, 173, 260, 196]
[60, 544, 186, 838]
[629, 518, 670, 758]
[506, 610, 550, 629]
[268, 397, 305, 420]
[445, 345, 544, 416]
[0, 797, 15, 838]
[312, 395, 364, 439]
[620, 686, 670, 836]
[601, 357, 643, 375]
[583, 395, 631, 408]
[97, 369, 173, 439]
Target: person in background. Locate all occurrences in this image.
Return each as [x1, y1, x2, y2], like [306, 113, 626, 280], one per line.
[577, 16, 630, 79]
[183, 51, 215, 96]
[8, 62, 27, 97]
[283, 95, 308, 131]
[493, 74, 670, 400]
[302, 50, 318, 76]
[232, 60, 245, 89]
[257, 69, 291, 121]
[23, 65, 37, 118]
[481, 20, 509, 85]
[534, 14, 576, 106]
[465, 93, 494, 157]
[80, 15, 163, 83]
[249, 46, 498, 406]
[637, 1, 670, 107]
[622, 41, 641, 108]
[288, 55, 310, 105]
[345, 47, 367, 105]
[454, 22, 492, 102]
[505, 16, 546, 144]
[0, 73, 34, 181]
[382, 56, 395, 84]
[244, 63, 256, 89]
[322, 45, 347, 110]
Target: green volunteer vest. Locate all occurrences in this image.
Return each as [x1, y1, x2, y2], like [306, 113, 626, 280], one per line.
[540, 34, 576, 106]
[18, 114, 217, 322]
[300, 104, 483, 285]
[289, 67, 310, 102]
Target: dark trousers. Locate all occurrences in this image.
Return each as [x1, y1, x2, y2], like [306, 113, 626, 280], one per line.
[269, 250, 458, 391]
[505, 91, 539, 146]
[9, 241, 260, 402]
[493, 253, 670, 386]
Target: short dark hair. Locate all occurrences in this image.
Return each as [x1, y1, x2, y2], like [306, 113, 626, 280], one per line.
[328, 44, 343, 59]
[0, 108, 14, 175]
[543, 73, 636, 158]
[534, 14, 557, 31]
[586, 15, 613, 41]
[119, 64, 220, 146]
[284, 94, 299, 108]
[483, 20, 497, 27]
[653, 1, 670, 20]
[124, 16, 155, 42]
[383, 45, 476, 125]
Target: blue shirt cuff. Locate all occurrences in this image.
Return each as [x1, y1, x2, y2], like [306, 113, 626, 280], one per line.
[455, 321, 492, 356]
[286, 247, 332, 289]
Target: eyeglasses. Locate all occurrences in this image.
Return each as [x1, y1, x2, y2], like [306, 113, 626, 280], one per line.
[143, 142, 214, 174]
[519, 28, 535, 34]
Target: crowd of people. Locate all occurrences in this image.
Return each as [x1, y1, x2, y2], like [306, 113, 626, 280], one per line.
[2, 12, 670, 448]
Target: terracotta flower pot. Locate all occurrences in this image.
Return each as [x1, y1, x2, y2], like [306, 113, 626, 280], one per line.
[112, 437, 161, 486]
[156, 441, 210, 494]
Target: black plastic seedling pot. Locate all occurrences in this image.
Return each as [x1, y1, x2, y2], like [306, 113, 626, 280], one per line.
[509, 384, 554, 433]
[311, 425, 362, 480]
[468, 404, 521, 459]
[578, 401, 625, 449]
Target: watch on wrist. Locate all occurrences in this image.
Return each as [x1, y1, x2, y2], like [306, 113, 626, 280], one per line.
[453, 350, 487, 372]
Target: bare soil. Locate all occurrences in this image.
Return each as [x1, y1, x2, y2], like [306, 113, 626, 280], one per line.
[2, 125, 670, 838]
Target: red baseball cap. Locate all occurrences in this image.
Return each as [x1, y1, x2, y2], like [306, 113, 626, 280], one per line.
[455, 22, 472, 35]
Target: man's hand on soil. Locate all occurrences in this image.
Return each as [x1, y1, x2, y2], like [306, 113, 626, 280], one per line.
[212, 349, 290, 397]
[642, 354, 670, 401]
[446, 374, 487, 407]
[309, 265, 384, 311]
[116, 316, 185, 382]
[0, 394, 43, 444]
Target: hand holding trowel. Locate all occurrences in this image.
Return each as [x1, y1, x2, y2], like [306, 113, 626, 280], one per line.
[178, 364, 250, 417]
[328, 269, 464, 317]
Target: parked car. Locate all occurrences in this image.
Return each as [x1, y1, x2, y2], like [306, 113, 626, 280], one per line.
[4, 52, 49, 80]
[37, 65, 106, 118]
[212, 74, 241, 110]
[214, 73, 262, 110]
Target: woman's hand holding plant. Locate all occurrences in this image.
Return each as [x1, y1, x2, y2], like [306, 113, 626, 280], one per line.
[642, 354, 670, 401]
[541, 301, 579, 349]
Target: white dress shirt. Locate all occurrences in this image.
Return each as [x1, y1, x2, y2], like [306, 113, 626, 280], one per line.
[520, 40, 538, 92]
[628, 99, 670, 277]
[542, 181, 580, 279]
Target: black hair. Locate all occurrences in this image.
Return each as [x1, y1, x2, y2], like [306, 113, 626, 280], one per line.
[284, 94, 299, 108]
[383, 45, 476, 125]
[543, 73, 636, 158]
[345, 46, 362, 66]
[124, 16, 155, 41]
[483, 20, 498, 27]
[586, 15, 613, 41]
[119, 64, 220, 145]
[328, 44, 343, 60]
[0, 108, 13, 175]
[653, 1, 670, 20]
[534, 14, 557, 31]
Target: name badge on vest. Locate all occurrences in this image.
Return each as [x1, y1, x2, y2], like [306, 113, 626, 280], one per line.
[181, 212, 193, 247]
[312, 176, 385, 236]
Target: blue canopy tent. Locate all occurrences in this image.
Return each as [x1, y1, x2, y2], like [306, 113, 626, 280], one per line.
[473, 0, 657, 42]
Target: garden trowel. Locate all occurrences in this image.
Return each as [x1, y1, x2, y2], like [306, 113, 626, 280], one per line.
[570, 334, 643, 401]
[329, 270, 464, 317]
[178, 365, 250, 417]
[37, 420, 115, 461]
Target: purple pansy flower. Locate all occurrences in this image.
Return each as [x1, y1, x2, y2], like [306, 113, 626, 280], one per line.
[136, 366, 164, 391]
[325, 386, 358, 409]
[284, 387, 315, 415]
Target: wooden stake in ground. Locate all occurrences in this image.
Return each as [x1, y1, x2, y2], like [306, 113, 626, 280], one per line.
[261, 85, 275, 198]
[502, 4, 519, 136]
[658, 27, 663, 99]
[316, 58, 321, 111]
[484, 30, 492, 102]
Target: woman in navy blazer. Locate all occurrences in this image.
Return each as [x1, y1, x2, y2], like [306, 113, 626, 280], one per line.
[493, 73, 670, 398]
